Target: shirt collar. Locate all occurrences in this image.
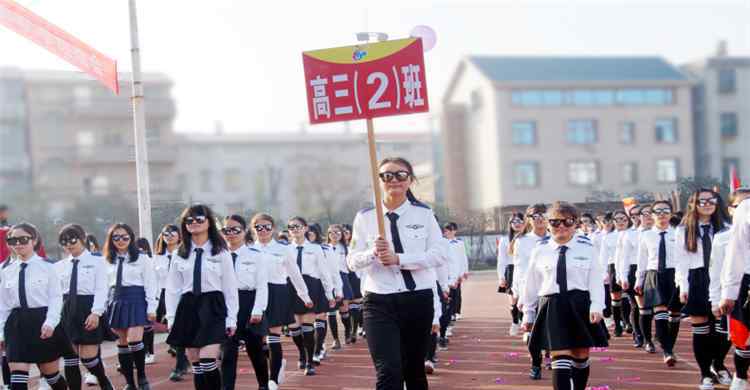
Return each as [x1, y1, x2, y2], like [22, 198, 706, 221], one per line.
[550, 236, 574, 251]
[384, 199, 410, 217]
[193, 240, 212, 253]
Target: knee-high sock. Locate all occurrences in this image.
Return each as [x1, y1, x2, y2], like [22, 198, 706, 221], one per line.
[129, 341, 147, 382]
[302, 323, 315, 365]
[44, 371, 69, 390]
[511, 304, 520, 325]
[571, 357, 590, 390]
[144, 325, 155, 355]
[9, 370, 28, 390]
[692, 322, 714, 378]
[669, 313, 682, 349]
[349, 303, 360, 337]
[63, 355, 81, 390]
[82, 356, 113, 389]
[201, 358, 221, 389]
[289, 326, 304, 360]
[612, 299, 623, 331]
[735, 348, 750, 380]
[426, 333, 437, 362]
[639, 309, 653, 343]
[341, 311, 351, 340]
[551, 356, 574, 390]
[530, 345, 543, 368]
[631, 298, 642, 338]
[328, 311, 339, 342]
[246, 334, 270, 388]
[621, 296, 632, 326]
[191, 361, 203, 390]
[314, 319, 327, 355]
[176, 347, 189, 372]
[267, 333, 283, 383]
[713, 318, 732, 371]
[117, 346, 136, 387]
[654, 311, 671, 353]
[2, 352, 10, 387]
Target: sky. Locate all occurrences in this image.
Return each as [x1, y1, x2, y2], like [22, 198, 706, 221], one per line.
[1, 0, 748, 134]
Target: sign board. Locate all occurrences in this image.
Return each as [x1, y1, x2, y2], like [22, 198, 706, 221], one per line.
[0, 0, 119, 94]
[303, 37, 429, 124]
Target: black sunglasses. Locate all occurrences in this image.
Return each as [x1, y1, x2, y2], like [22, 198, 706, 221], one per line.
[548, 218, 577, 228]
[254, 223, 273, 232]
[614, 216, 629, 223]
[59, 237, 80, 246]
[288, 224, 305, 231]
[112, 234, 131, 243]
[651, 208, 672, 216]
[185, 215, 207, 225]
[7, 236, 32, 246]
[527, 213, 545, 221]
[697, 198, 718, 207]
[378, 170, 410, 183]
[221, 226, 243, 235]
[510, 218, 524, 224]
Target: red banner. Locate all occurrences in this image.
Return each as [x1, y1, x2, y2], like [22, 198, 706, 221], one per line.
[303, 38, 429, 124]
[0, 0, 119, 94]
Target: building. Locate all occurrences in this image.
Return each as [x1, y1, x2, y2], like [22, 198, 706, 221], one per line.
[173, 130, 433, 220]
[0, 68, 32, 195]
[683, 42, 750, 184]
[442, 56, 695, 213]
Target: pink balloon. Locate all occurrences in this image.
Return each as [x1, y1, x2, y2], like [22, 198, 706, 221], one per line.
[409, 25, 437, 52]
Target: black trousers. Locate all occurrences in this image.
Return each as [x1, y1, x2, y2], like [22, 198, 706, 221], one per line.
[221, 331, 268, 390]
[364, 289, 434, 390]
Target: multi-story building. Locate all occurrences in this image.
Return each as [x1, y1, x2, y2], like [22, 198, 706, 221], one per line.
[0, 68, 32, 195]
[442, 56, 694, 213]
[684, 43, 750, 184]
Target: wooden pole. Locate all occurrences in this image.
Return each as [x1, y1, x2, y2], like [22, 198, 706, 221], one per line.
[366, 118, 386, 237]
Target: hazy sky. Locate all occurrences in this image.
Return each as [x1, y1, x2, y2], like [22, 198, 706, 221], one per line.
[1, 0, 748, 134]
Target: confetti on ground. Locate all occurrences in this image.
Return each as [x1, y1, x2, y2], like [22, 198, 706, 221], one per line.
[494, 377, 506, 384]
[591, 347, 609, 352]
[600, 356, 615, 363]
[587, 386, 611, 390]
[505, 352, 519, 359]
[617, 376, 641, 383]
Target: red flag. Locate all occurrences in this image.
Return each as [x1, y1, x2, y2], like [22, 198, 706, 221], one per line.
[731, 164, 742, 191]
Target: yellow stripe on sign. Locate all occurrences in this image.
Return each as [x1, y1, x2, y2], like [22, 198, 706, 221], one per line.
[303, 38, 417, 64]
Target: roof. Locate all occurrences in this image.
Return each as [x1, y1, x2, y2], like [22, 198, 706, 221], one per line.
[175, 131, 432, 145]
[467, 56, 688, 82]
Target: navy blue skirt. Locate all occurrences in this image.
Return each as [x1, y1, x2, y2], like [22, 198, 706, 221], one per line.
[340, 271, 354, 300]
[682, 267, 711, 316]
[62, 294, 104, 345]
[5, 307, 72, 363]
[348, 271, 363, 299]
[292, 275, 328, 315]
[529, 290, 608, 352]
[266, 282, 295, 327]
[167, 291, 228, 348]
[643, 269, 682, 311]
[497, 264, 514, 294]
[108, 286, 148, 329]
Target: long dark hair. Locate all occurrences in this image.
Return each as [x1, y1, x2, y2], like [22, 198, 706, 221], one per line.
[137, 238, 153, 257]
[327, 224, 348, 256]
[177, 204, 227, 258]
[307, 223, 323, 245]
[155, 224, 180, 255]
[683, 188, 728, 253]
[379, 157, 420, 204]
[612, 210, 633, 230]
[85, 234, 100, 253]
[224, 214, 253, 244]
[103, 223, 140, 264]
[8, 222, 43, 253]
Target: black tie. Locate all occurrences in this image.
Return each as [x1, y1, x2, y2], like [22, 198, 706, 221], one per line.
[167, 254, 172, 271]
[70, 259, 79, 309]
[115, 256, 125, 292]
[193, 248, 203, 296]
[658, 232, 667, 272]
[556, 246, 568, 294]
[231, 252, 238, 269]
[386, 212, 416, 291]
[701, 225, 712, 269]
[18, 262, 28, 308]
[296, 247, 304, 271]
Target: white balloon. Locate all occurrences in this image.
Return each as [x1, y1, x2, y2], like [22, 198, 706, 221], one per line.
[409, 25, 437, 52]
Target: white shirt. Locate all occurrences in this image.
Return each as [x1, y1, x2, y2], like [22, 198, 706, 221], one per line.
[108, 253, 158, 315]
[330, 244, 350, 274]
[0, 255, 63, 342]
[722, 199, 750, 301]
[348, 199, 445, 295]
[435, 238, 450, 293]
[496, 236, 511, 283]
[615, 228, 640, 285]
[447, 239, 468, 286]
[521, 235, 604, 322]
[674, 224, 726, 294]
[56, 250, 109, 316]
[635, 226, 678, 288]
[511, 231, 548, 300]
[710, 227, 732, 306]
[154, 250, 176, 293]
[165, 241, 239, 328]
[432, 285, 442, 326]
[288, 241, 334, 301]
[250, 240, 311, 303]
[231, 245, 269, 316]
[320, 245, 343, 298]
[599, 231, 620, 266]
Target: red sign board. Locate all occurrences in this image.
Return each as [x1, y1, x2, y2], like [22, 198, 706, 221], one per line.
[303, 38, 429, 124]
[0, 0, 119, 94]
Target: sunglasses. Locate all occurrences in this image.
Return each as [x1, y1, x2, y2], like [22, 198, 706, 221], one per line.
[221, 226, 243, 235]
[640, 210, 652, 217]
[548, 218, 577, 228]
[112, 234, 131, 243]
[288, 224, 305, 231]
[162, 228, 179, 236]
[697, 198, 718, 207]
[7, 236, 32, 246]
[329, 230, 342, 236]
[378, 170, 410, 183]
[510, 218, 524, 225]
[185, 215, 207, 225]
[581, 219, 594, 225]
[59, 237, 80, 246]
[254, 224, 273, 232]
[527, 213, 546, 221]
[614, 216, 629, 223]
[651, 208, 672, 216]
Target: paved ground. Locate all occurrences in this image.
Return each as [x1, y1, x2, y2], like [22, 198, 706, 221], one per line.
[29, 271, 725, 389]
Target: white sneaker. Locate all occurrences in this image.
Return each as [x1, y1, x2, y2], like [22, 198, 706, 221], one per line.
[424, 360, 435, 375]
[509, 323, 520, 336]
[604, 317, 614, 328]
[319, 349, 327, 360]
[145, 353, 155, 365]
[522, 332, 531, 344]
[731, 375, 749, 390]
[714, 369, 733, 386]
[446, 327, 454, 337]
[700, 377, 715, 390]
[277, 358, 287, 384]
[39, 379, 51, 390]
[455, 314, 463, 320]
[84, 372, 98, 385]
[268, 380, 279, 390]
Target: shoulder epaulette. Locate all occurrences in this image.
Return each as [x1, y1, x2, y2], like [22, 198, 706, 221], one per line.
[410, 200, 431, 210]
[576, 239, 593, 246]
[357, 206, 375, 215]
[577, 235, 591, 241]
[321, 244, 330, 250]
[275, 240, 290, 246]
[248, 247, 261, 253]
[537, 238, 550, 246]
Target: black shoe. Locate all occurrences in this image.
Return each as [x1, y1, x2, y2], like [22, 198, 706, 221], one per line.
[645, 342, 656, 354]
[664, 354, 676, 367]
[138, 378, 151, 390]
[121, 386, 134, 390]
[167, 347, 177, 357]
[305, 364, 316, 376]
[168, 370, 184, 382]
[529, 366, 542, 380]
[614, 326, 623, 337]
[438, 337, 448, 351]
[624, 323, 634, 334]
[633, 336, 644, 348]
[349, 336, 357, 344]
[298, 359, 306, 370]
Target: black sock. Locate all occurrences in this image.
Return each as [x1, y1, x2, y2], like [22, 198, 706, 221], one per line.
[531, 347, 543, 368]
[350, 304, 360, 338]
[511, 304, 520, 324]
[43, 371, 69, 390]
[612, 299, 623, 331]
[654, 311, 670, 353]
[176, 347, 189, 372]
[129, 341, 148, 383]
[571, 357, 590, 390]
[63, 355, 81, 390]
[191, 361, 203, 390]
[713, 319, 732, 371]
[692, 322, 714, 378]
[314, 319, 327, 355]
[82, 356, 113, 389]
[669, 313, 682, 350]
[328, 312, 339, 342]
[341, 311, 351, 340]
[622, 297, 632, 326]
[144, 326, 155, 355]
[290, 326, 305, 360]
[246, 335, 270, 387]
[9, 370, 28, 390]
[268, 333, 283, 383]
[640, 309, 653, 343]
[2, 353, 10, 387]
[117, 346, 136, 387]
[551, 356, 573, 390]
[302, 323, 316, 365]
[632, 300, 642, 339]
[201, 358, 221, 389]
[736, 348, 750, 380]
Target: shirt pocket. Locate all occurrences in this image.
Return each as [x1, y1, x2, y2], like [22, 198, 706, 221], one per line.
[239, 261, 257, 275]
[205, 260, 222, 274]
[79, 267, 96, 287]
[570, 259, 592, 270]
[403, 229, 428, 248]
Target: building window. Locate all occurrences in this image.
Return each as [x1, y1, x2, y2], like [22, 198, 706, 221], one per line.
[73, 86, 91, 107]
[512, 121, 536, 145]
[568, 161, 599, 186]
[513, 161, 539, 188]
[718, 68, 736, 94]
[567, 120, 597, 144]
[619, 122, 636, 144]
[622, 162, 638, 184]
[224, 168, 242, 192]
[76, 131, 95, 147]
[656, 159, 679, 183]
[721, 112, 738, 139]
[200, 169, 212, 192]
[723, 158, 741, 184]
[511, 88, 673, 107]
[655, 118, 678, 143]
